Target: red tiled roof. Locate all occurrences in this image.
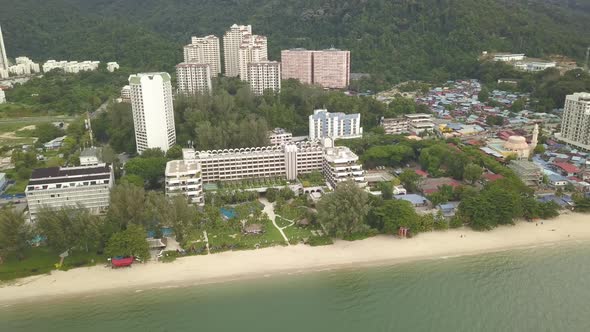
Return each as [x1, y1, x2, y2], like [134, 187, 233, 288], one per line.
[482, 173, 504, 182]
[415, 170, 428, 177]
[554, 162, 580, 174]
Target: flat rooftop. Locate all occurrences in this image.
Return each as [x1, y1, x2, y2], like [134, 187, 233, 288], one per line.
[166, 160, 200, 174]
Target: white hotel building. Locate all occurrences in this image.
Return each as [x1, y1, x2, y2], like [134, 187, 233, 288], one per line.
[165, 139, 365, 202]
[558, 92, 590, 151]
[25, 164, 114, 221]
[309, 109, 363, 140]
[129, 72, 176, 154]
[165, 159, 203, 206]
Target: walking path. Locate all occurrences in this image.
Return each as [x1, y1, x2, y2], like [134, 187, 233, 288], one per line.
[203, 231, 211, 254]
[260, 198, 290, 245]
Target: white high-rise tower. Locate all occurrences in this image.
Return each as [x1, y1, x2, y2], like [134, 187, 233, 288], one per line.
[183, 35, 221, 77]
[0, 24, 9, 71]
[223, 24, 251, 77]
[238, 34, 268, 80]
[129, 72, 176, 154]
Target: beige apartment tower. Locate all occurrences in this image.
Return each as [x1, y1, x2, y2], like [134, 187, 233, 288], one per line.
[238, 34, 268, 80]
[223, 24, 252, 77]
[183, 35, 221, 77]
[281, 48, 350, 89]
[246, 60, 281, 95]
[176, 62, 212, 95]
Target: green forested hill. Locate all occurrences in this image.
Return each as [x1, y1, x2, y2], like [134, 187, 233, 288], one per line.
[0, 0, 589, 82]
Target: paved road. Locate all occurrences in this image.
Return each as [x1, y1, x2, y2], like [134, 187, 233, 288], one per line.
[90, 100, 110, 119]
[259, 198, 290, 246]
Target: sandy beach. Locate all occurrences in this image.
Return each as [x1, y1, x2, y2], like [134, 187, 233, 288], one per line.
[1, 212, 589, 304]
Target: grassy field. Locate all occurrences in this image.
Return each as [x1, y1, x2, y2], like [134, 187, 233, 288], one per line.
[0, 246, 104, 281]
[207, 217, 287, 252]
[0, 115, 77, 147]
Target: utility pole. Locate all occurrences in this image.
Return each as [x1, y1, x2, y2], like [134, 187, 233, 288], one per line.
[85, 111, 94, 148]
[585, 46, 590, 72]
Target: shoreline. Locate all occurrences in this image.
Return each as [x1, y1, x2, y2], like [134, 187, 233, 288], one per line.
[1, 212, 589, 305]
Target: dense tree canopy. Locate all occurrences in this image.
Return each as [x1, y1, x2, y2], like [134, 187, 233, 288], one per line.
[2, 0, 588, 83]
[317, 181, 370, 238]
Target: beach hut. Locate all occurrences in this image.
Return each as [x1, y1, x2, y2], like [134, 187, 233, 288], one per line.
[244, 223, 264, 235]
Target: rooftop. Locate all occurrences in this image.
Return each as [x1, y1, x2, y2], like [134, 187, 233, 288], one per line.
[553, 162, 580, 174]
[31, 164, 111, 180]
[166, 160, 200, 174]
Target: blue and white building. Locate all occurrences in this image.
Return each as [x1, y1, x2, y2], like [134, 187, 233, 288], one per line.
[309, 109, 362, 140]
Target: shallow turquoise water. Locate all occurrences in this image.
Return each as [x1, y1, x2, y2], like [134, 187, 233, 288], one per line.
[2, 242, 590, 332]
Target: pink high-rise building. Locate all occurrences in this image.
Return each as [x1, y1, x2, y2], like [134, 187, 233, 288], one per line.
[312, 48, 350, 89]
[281, 49, 313, 85]
[280, 48, 350, 89]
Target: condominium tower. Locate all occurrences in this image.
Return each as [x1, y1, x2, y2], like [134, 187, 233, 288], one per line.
[183, 35, 221, 76]
[246, 61, 280, 95]
[312, 48, 350, 89]
[238, 34, 268, 80]
[559, 92, 590, 151]
[309, 109, 363, 140]
[0, 24, 9, 70]
[176, 62, 212, 95]
[223, 24, 252, 77]
[281, 49, 313, 84]
[129, 72, 176, 154]
[281, 48, 350, 89]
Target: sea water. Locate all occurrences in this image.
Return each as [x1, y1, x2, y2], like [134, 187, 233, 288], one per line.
[2, 241, 590, 332]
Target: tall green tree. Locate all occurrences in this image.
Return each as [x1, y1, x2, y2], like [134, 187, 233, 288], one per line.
[463, 163, 483, 184]
[35, 207, 101, 252]
[0, 208, 31, 261]
[105, 225, 150, 261]
[317, 181, 370, 238]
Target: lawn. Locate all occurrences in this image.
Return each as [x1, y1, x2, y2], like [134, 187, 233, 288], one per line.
[0, 115, 77, 146]
[207, 217, 287, 252]
[0, 246, 104, 281]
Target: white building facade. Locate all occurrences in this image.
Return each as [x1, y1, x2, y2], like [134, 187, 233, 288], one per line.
[184, 35, 221, 77]
[25, 164, 114, 221]
[107, 62, 120, 72]
[129, 72, 176, 154]
[223, 24, 252, 77]
[175, 139, 363, 189]
[0, 24, 8, 71]
[323, 144, 366, 189]
[165, 160, 204, 206]
[0, 88, 5, 104]
[238, 34, 268, 80]
[559, 92, 590, 151]
[176, 62, 212, 95]
[246, 60, 280, 95]
[43, 60, 101, 73]
[493, 53, 525, 62]
[268, 128, 293, 146]
[309, 109, 363, 140]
